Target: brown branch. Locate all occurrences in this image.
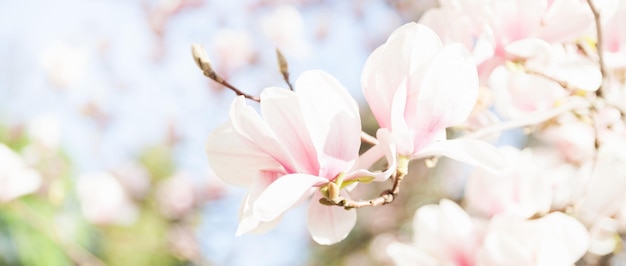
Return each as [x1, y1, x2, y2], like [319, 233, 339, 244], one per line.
[586, 0, 607, 97]
[320, 164, 408, 210]
[525, 69, 579, 91]
[191, 44, 260, 102]
[275, 49, 294, 91]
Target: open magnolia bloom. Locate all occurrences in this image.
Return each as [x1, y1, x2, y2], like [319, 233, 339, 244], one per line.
[388, 199, 590, 266]
[419, 0, 596, 80]
[362, 22, 504, 172]
[206, 70, 395, 245]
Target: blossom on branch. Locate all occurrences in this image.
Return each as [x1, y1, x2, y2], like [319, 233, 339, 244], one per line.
[206, 70, 395, 245]
[361, 22, 504, 172]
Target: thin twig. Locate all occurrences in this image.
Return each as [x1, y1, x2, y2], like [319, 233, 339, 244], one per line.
[320, 158, 409, 210]
[463, 100, 590, 140]
[586, 0, 606, 97]
[191, 44, 260, 102]
[525, 69, 579, 91]
[211, 74, 260, 102]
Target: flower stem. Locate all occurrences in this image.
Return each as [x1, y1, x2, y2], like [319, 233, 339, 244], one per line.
[586, 0, 606, 97]
[463, 100, 590, 140]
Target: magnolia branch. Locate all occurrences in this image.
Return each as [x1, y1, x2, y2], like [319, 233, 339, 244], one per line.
[586, 0, 607, 97]
[525, 69, 580, 92]
[463, 100, 591, 140]
[191, 44, 261, 102]
[320, 170, 406, 210]
[320, 158, 409, 210]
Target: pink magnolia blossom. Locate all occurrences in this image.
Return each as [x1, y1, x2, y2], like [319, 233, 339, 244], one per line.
[387, 199, 483, 266]
[489, 65, 569, 119]
[477, 212, 589, 266]
[388, 200, 589, 266]
[420, 0, 594, 79]
[465, 146, 552, 219]
[206, 70, 395, 245]
[361, 22, 504, 171]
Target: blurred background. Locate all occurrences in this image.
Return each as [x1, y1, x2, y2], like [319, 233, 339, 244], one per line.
[0, 0, 446, 265]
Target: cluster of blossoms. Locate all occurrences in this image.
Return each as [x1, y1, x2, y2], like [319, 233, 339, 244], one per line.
[201, 21, 504, 245]
[200, 0, 626, 264]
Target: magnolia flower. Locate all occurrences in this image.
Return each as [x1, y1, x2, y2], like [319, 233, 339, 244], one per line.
[388, 199, 589, 266]
[206, 70, 395, 245]
[489, 65, 568, 119]
[465, 146, 552, 219]
[387, 199, 483, 266]
[362, 22, 503, 171]
[420, 0, 594, 79]
[477, 212, 590, 266]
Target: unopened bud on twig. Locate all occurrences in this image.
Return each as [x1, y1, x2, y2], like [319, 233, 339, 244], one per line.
[191, 44, 219, 81]
[275, 48, 294, 91]
[276, 49, 289, 75]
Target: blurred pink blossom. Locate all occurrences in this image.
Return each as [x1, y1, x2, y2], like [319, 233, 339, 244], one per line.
[0, 144, 42, 202]
[420, 0, 594, 79]
[477, 212, 589, 266]
[465, 146, 552, 219]
[76, 172, 138, 225]
[387, 199, 484, 266]
[156, 172, 196, 219]
[388, 200, 589, 266]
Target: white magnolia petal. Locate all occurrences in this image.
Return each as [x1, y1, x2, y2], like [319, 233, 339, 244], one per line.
[229, 96, 296, 173]
[413, 43, 478, 138]
[261, 88, 320, 174]
[296, 70, 361, 165]
[505, 38, 551, 59]
[307, 193, 357, 245]
[253, 174, 325, 222]
[206, 122, 280, 187]
[576, 138, 626, 224]
[236, 210, 283, 236]
[534, 212, 590, 266]
[236, 170, 285, 235]
[378, 22, 443, 93]
[346, 128, 397, 182]
[539, 0, 594, 42]
[390, 84, 414, 155]
[387, 242, 438, 266]
[362, 23, 442, 130]
[415, 138, 506, 172]
[413, 199, 474, 247]
[479, 228, 533, 265]
[362, 46, 394, 129]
